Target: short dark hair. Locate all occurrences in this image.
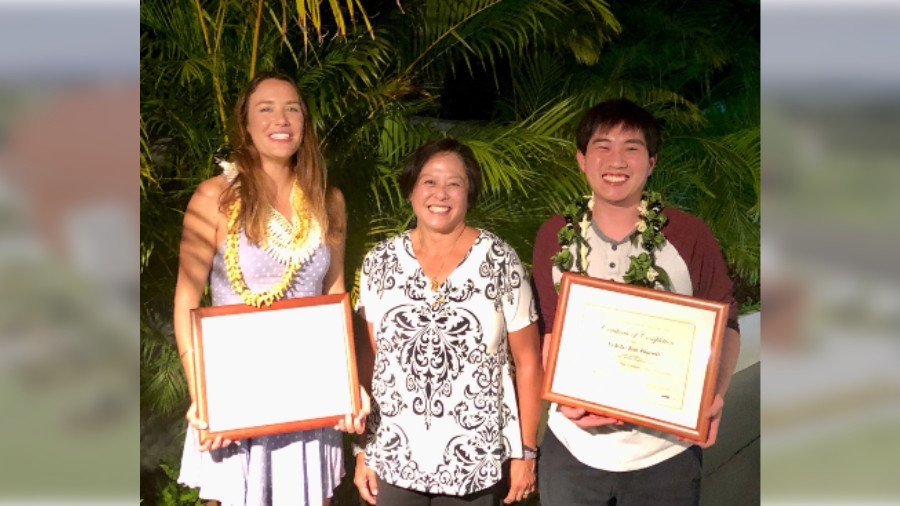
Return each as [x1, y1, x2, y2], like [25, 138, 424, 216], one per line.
[575, 99, 661, 157]
[399, 138, 483, 206]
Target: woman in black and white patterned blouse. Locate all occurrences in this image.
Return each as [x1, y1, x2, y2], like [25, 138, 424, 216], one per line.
[353, 138, 543, 506]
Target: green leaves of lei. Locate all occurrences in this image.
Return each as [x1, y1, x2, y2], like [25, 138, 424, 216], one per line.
[551, 191, 672, 291]
[552, 197, 593, 274]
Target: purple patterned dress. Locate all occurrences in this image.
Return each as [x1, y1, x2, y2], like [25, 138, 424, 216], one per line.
[178, 230, 344, 505]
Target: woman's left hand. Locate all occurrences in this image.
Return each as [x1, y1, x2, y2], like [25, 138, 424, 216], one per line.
[335, 386, 371, 434]
[504, 458, 537, 504]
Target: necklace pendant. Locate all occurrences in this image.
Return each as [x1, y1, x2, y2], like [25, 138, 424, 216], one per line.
[430, 278, 439, 291]
[432, 295, 445, 310]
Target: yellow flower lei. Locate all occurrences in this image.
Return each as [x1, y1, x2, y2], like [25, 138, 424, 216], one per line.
[223, 183, 313, 307]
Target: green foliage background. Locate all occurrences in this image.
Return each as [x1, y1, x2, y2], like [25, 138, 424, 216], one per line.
[140, 0, 759, 501]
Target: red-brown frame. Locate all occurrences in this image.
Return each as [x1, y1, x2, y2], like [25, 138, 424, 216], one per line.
[190, 293, 361, 444]
[541, 272, 727, 443]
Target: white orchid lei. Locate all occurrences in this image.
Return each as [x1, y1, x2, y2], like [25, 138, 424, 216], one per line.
[551, 190, 672, 291]
[218, 158, 320, 307]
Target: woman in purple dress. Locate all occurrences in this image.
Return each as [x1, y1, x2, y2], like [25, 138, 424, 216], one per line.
[172, 71, 365, 505]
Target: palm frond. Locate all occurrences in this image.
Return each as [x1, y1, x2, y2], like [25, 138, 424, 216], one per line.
[653, 125, 760, 285]
[140, 310, 187, 417]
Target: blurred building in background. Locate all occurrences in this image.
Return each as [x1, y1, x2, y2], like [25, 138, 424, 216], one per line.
[0, 1, 136, 502]
[762, 1, 900, 503]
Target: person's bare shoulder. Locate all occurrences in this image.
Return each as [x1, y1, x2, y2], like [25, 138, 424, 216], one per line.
[195, 174, 229, 200]
[183, 175, 229, 227]
[326, 185, 346, 210]
[326, 185, 347, 225]
[189, 175, 229, 208]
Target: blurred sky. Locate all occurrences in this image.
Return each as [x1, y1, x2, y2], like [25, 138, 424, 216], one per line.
[0, 4, 134, 84]
[763, 4, 900, 90]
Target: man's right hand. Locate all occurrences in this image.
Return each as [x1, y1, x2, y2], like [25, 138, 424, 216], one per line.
[559, 405, 625, 429]
[353, 452, 378, 504]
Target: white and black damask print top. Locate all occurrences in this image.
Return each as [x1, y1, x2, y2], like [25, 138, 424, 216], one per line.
[356, 229, 538, 496]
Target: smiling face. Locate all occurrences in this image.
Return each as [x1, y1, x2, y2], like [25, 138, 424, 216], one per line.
[577, 123, 657, 209]
[245, 78, 304, 167]
[409, 151, 470, 234]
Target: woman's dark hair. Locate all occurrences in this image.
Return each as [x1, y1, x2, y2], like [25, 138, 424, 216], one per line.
[575, 98, 661, 157]
[399, 138, 483, 206]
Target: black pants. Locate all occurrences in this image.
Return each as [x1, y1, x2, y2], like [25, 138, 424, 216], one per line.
[374, 476, 506, 506]
[538, 429, 703, 506]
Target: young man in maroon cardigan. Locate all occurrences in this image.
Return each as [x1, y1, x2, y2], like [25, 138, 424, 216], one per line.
[532, 99, 741, 505]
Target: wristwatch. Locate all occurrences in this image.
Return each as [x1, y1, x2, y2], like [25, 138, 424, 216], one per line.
[522, 444, 539, 460]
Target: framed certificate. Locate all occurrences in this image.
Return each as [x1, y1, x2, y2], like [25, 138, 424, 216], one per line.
[190, 293, 361, 444]
[542, 272, 728, 443]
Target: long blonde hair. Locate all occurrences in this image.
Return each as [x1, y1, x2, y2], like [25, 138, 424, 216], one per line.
[219, 71, 335, 245]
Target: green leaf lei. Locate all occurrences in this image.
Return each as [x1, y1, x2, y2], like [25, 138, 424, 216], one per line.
[551, 191, 672, 291]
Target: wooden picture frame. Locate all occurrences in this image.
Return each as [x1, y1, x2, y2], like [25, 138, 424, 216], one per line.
[190, 293, 361, 443]
[542, 272, 728, 442]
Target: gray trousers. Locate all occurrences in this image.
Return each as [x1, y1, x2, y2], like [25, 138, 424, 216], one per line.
[538, 429, 702, 506]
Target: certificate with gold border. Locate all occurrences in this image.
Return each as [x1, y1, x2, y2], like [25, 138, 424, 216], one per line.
[542, 273, 727, 442]
[190, 293, 361, 444]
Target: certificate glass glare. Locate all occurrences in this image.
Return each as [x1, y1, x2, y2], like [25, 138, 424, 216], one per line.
[191, 293, 360, 443]
[542, 273, 727, 442]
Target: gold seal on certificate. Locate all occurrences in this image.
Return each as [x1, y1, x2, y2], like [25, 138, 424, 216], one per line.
[190, 293, 361, 444]
[542, 273, 727, 442]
